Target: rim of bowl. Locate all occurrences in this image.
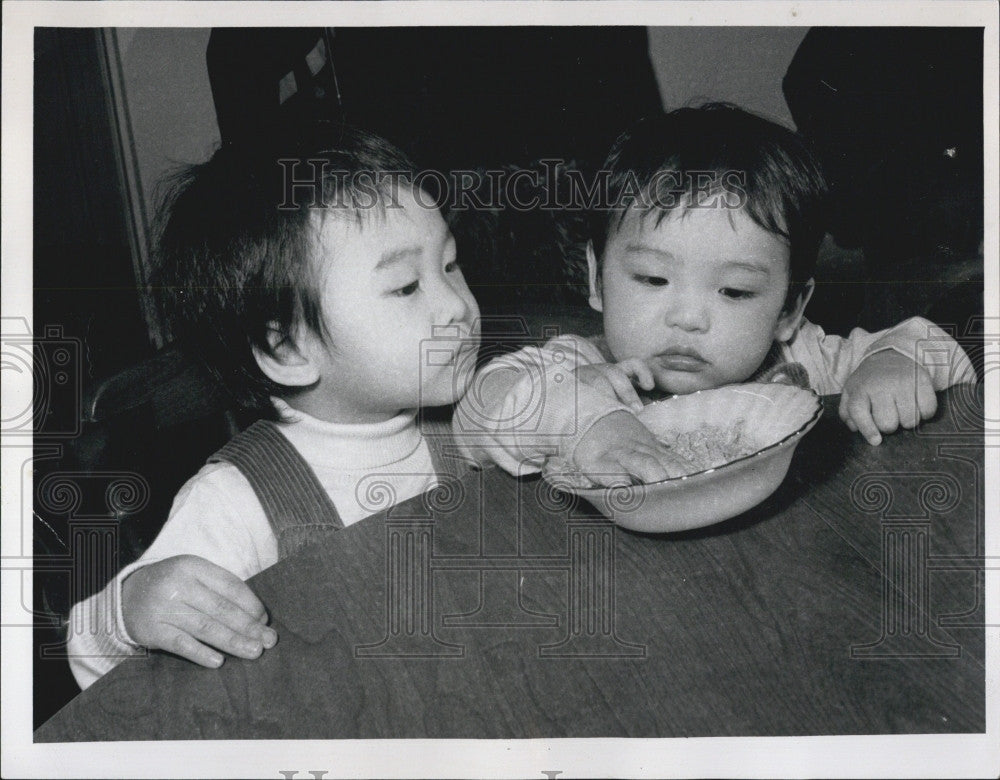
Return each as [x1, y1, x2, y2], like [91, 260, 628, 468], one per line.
[561, 384, 824, 494]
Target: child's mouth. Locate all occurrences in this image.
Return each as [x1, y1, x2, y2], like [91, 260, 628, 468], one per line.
[653, 349, 708, 372]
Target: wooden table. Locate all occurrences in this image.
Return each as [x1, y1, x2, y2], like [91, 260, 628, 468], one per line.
[35, 386, 986, 740]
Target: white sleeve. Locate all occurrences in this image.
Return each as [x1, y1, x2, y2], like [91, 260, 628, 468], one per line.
[66, 462, 278, 690]
[782, 317, 978, 396]
[452, 334, 633, 475]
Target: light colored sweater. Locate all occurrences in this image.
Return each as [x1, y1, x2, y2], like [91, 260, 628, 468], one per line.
[453, 317, 978, 474]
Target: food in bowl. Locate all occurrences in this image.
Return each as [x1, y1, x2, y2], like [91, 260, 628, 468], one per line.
[657, 418, 759, 474]
[544, 383, 823, 533]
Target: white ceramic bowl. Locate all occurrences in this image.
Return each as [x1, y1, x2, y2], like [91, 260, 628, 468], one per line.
[548, 383, 823, 533]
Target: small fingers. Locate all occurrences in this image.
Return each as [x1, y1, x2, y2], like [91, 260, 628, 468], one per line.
[194, 560, 270, 625]
[599, 366, 643, 412]
[870, 394, 900, 436]
[161, 627, 225, 669]
[582, 449, 660, 487]
[600, 441, 693, 485]
[847, 394, 882, 445]
[616, 450, 672, 485]
[617, 358, 655, 392]
[894, 389, 920, 430]
[585, 464, 636, 488]
[184, 585, 277, 654]
[892, 370, 937, 430]
[649, 442, 699, 478]
[916, 375, 938, 421]
[189, 609, 265, 659]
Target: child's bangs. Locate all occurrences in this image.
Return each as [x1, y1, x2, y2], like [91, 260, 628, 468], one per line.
[734, 180, 792, 243]
[315, 173, 411, 227]
[611, 171, 791, 246]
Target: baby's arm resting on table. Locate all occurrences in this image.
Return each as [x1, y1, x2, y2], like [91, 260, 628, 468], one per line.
[67, 464, 280, 689]
[787, 317, 978, 445]
[453, 335, 622, 473]
[839, 350, 938, 445]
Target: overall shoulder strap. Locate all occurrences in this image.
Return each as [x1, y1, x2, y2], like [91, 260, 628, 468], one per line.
[208, 420, 344, 558]
[417, 408, 480, 482]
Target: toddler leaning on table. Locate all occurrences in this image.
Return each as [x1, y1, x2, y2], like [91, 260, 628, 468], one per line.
[453, 103, 977, 485]
[68, 128, 481, 689]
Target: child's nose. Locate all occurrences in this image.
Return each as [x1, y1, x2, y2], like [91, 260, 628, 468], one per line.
[437, 278, 473, 327]
[663, 292, 709, 332]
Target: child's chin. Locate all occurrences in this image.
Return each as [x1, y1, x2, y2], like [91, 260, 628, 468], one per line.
[420, 376, 470, 408]
[654, 374, 717, 396]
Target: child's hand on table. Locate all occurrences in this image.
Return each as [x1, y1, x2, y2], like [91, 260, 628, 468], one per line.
[840, 350, 938, 445]
[122, 554, 277, 669]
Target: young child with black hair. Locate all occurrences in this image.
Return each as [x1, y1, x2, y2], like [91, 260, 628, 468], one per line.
[68, 128, 481, 688]
[454, 104, 977, 484]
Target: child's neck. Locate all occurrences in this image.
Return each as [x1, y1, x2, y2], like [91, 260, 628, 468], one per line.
[281, 393, 412, 426]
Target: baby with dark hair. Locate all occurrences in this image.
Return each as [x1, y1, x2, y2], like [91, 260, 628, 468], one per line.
[455, 104, 976, 485]
[69, 127, 481, 687]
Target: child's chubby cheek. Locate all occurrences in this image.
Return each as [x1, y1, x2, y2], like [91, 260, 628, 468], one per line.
[420, 334, 480, 406]
[450, 352, 479, 400]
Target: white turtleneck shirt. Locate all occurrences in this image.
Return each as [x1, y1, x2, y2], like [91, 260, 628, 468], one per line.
[66, 400, 437, 690]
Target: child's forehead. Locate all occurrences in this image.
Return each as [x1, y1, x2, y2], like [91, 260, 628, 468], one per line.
[608, 204, 789, 260]
[310, 195, 448, 264]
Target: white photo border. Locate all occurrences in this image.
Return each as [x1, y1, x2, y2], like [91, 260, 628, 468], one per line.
[3, 2, 998, 778]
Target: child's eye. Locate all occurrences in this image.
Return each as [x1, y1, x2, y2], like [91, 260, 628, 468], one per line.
[720, 287, 755, 300]
[634, 275, 668, 287]
[392, 281, 420, 297]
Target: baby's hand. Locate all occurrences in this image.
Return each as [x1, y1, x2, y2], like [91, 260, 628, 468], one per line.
[121, 554, 277, 668]
[840, 350, 937, 445]
[573, 359, 656, 413]
[572, 411, 691, 486]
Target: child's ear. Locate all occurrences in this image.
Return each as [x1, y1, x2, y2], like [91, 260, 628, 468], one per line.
[774, 278, 815, 342]
[252, 322, 321, 387]
[586, 241, 603, 313]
